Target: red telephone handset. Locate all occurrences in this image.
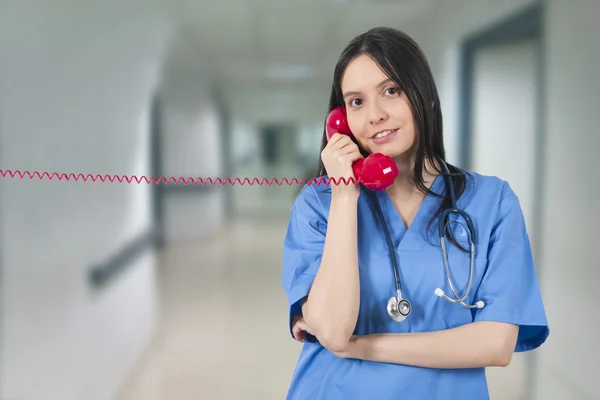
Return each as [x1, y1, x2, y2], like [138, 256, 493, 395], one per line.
[325, 106, 398, 191]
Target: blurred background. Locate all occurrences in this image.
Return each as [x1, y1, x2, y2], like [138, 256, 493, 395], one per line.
[0, 0, 598, 399]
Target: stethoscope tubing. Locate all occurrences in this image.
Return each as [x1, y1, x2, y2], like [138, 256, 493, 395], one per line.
[369, 191, 403, 296]
[367, 158, 484, 321]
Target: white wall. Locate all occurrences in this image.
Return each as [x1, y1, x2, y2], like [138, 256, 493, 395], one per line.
[231, 118, 260, 165]
[298, 121, 325, 164]
[0, 1, 173, 399]
[534, 1, 600, 398]
[161, 80, 226, 241]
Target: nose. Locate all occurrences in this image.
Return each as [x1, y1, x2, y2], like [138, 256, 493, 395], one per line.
[368, 101, 388, 124]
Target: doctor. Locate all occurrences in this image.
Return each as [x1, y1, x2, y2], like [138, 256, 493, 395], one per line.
[281, 26, 549, 400]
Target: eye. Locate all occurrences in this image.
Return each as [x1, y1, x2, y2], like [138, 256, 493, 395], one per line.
[385, 87, 400, 96]
[349, 98, 363, 107]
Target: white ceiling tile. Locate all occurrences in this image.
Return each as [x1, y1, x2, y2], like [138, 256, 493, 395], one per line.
[164, 0, 439, 111]
[257, 5, 329, 48]
[177, 1, 257, 55]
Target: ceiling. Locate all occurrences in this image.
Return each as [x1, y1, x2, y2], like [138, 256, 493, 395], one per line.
[157, 0, 538, 122]
[162, 0, 437, 114]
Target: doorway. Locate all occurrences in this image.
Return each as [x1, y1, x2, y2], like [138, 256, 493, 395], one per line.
[471, 38, 539, 229]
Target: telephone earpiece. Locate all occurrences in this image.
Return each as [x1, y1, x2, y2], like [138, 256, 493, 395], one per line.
[325, 106, 398, 191]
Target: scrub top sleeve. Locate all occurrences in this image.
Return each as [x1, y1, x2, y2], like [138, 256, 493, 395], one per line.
[281, 185, 327, 340]
[473, 182, 549, 352]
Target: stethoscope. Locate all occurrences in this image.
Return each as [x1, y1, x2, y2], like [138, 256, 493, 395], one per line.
[369, 159, 485, 323]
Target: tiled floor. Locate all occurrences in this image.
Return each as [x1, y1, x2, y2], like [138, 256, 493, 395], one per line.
[118, 215, 531, 400]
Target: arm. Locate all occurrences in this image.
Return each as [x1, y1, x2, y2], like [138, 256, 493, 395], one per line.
[338, 321, 519, 369]
[335, 182, 550, 368]
[303, 191, 360, 352]
[288, 134, 364, 352]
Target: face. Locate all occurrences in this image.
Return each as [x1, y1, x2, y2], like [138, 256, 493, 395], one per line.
[340, 54, 416, 158]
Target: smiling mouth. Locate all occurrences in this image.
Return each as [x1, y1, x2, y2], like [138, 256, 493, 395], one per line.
[372, 129, 398, 139]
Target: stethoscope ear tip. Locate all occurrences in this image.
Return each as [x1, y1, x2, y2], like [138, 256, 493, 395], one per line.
[434, 288, 444, 297]
[475, 301, 485, 308]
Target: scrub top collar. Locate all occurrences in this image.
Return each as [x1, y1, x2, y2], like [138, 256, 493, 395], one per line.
[369, 173, 443, 252]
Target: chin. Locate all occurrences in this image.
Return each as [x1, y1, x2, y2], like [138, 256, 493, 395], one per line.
[371, 143, 412, 160]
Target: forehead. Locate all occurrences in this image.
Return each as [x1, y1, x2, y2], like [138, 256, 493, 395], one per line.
[341, 54, 389, 92]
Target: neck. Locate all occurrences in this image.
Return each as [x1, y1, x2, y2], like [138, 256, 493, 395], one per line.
[386, 155, 438, 199]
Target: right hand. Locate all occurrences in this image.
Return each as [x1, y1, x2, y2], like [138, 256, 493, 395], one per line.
[321, 133, 363, 196]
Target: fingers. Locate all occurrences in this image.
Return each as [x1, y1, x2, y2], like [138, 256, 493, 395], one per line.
[346, 149, 363, 162]
[326, 137, 361, 158]
[328, 133, 355, 150]
[321, 133, 364, 194]
[334, 149, 363, 168]
[292, 318, 315, 342]
[327, 133, 348, 145]
[299, 320, 315, 336]
[292, 326, 306, 342]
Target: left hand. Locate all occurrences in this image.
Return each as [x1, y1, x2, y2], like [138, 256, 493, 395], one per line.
[291, 314, 315, 342]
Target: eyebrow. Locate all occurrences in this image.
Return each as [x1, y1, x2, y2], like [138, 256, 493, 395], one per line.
[343, 78, 394, 99]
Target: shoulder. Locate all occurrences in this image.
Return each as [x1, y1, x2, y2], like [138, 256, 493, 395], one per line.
[290, 176, 333, 218]
[462, 171, 519, 206]
[460, 171, 526, 235]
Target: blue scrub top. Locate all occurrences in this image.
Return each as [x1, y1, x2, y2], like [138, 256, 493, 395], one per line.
[281, 172, 549, 400]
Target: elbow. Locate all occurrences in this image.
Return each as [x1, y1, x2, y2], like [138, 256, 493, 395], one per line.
[480, 322, 518, 367]
[307, 318, 352, 352]
[304, 307, 353, 353]
[492, 350, 513, 367]
[490, 339, 516, 367]
[319, 332, 352, 353]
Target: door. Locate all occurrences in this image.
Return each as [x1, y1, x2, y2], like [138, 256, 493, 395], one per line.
[471, 38, 539, 231]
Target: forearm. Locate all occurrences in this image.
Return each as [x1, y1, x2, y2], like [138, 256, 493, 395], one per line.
[305, 192, 360, 351]
[347, 322, 518, 369]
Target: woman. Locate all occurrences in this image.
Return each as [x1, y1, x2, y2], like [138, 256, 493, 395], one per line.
[281, 27, 549, 400]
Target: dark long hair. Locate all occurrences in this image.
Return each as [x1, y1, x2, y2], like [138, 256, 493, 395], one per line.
[315, 26, 470, 248]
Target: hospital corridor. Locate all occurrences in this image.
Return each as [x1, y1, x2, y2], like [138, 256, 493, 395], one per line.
[1, 0, 598, 399]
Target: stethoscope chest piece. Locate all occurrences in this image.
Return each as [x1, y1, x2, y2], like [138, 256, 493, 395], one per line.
[387, 292, 411, 322]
